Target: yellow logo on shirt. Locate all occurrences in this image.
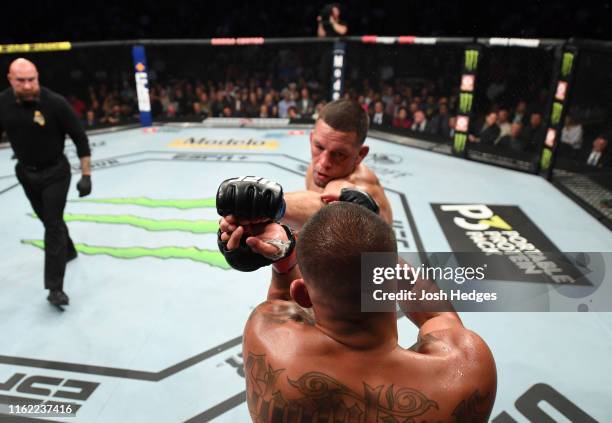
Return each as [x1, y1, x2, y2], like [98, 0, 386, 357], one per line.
[33, 110, 45, 126]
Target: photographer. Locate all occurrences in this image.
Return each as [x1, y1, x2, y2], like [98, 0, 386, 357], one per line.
[317, 3, 348, 37]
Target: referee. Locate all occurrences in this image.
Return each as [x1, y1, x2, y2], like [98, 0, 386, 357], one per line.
[0, 58, 92, 309]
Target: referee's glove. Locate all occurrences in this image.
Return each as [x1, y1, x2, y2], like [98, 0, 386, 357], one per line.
[76, 175, 92, 197]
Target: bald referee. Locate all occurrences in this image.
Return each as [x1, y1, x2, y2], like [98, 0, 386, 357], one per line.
[0, 58, 92, 309]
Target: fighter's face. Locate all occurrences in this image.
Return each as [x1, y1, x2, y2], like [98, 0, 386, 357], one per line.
[309, 120, 367, 188]
[8, 66, 40, 102]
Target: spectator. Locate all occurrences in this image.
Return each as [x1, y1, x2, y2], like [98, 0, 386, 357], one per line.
[287, 105, 299, 119]
[370, 100, 391, 128]
[495, 109, 512, 144]
[222, 105, 234, 118]
[469, 112, 500, 145]
[520, 112, 545, 152]
[243, 92, 260, 118]
[296, 87, 315, 118]
[188, 101, 208, 120]
[392, 106, 412, 129]
[211, 91, 229, 117]
[259, 104, 269, 118]
[429, 103, 451, 138]
[584, 135, 610, 167]
[69, 95, 87, 119]
[278, 89, 296, 118]
[83, 109, 98, 128]
[560, 115, 583, 158]
[512, 100, 528, 125]
[411, 110, 429, 132]
[498, 122, 526, 152]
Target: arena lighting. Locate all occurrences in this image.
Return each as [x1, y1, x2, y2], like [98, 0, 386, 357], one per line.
[0, 41, 72, 54]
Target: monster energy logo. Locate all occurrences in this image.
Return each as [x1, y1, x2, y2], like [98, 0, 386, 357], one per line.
[540, 148, 552, 170]
[454, 133, 467, 154]
[464, 49, 479, 72]
[70, 197, 216, 209]
[561, 52, 574, 78]
[24, 197, 230, 269]
[551, 102, 563, 126]
[459, 93, 473, 114]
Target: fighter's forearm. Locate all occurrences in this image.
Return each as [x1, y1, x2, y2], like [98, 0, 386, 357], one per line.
[79, 156, 91, 176]
[282, 191, 325, 230]
[267, 263, 301, 302]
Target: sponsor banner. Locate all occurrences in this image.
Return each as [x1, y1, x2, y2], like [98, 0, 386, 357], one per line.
[431, 204, 586, 285]
[331, 42, 346, 101]
[132, 45, 152, 127]
[168, 137, 279, 150]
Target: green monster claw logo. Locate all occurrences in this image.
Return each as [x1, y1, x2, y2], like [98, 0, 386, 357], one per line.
[71, 197, 216, 209]
[459, 93, 473, 114]
[464, 49, 479, 72]
[561, 52, 574, 78]
[24, 196, 230, 269]
[30, 213, 219, 234]
[454, 133, 467, 154]
[22, 240, 230, 269]
[551, 102, 563, 126]
[540, 148, 552, 170]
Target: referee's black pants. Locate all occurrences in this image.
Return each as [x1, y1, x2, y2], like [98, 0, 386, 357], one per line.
[16, 156, 77, 291]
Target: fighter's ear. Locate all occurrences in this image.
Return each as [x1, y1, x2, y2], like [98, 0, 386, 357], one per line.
[290, 279, 312, 308]
[355, 145, 369, 165]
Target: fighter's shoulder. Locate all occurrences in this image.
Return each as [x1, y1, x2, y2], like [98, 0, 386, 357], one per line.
[349, 163, 382, 187]
[247, 300, 316, 329]
[411, 328, 496, 378]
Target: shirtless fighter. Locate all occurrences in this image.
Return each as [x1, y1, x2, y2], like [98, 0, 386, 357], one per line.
[217, 99, 393, 233]
[217, 202, 497, 422]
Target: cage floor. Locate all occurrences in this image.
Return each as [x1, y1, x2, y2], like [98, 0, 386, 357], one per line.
[0, 125, 610, 422]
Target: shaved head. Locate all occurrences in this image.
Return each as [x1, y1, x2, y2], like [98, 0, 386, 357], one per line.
[8, 58, 40, 102]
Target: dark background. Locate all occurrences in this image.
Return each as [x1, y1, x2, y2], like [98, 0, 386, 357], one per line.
[0, 1, 610, 42]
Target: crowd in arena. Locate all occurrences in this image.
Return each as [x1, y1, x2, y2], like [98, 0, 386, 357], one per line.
[70, 74, 609, 169]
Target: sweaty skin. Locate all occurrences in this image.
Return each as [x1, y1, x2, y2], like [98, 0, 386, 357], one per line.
[218, 220, 497, 423]
[238, 231, 496, 423]
[282, 119, 393, 228]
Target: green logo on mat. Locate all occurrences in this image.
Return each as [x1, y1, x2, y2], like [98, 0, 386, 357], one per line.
[24, 197, 229, 269]
[459, 93, 473, 114]
[551, 102, 563, 126]
[561, 52, 574, 78]
[465, 49, 479, 72]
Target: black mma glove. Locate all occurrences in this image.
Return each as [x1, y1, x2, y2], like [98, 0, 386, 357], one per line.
[339, 187, 380, 214]
[216, 176, 286, 221]
[76, 175, 92, 197]
[217, 224, 296, 272]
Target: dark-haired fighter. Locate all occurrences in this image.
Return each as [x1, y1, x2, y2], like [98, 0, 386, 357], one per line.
[219, 203, 497, 422]
[220, 99, 393, 232]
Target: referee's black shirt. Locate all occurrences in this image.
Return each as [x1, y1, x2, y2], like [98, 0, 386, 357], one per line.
[0, 87, 91, 166]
